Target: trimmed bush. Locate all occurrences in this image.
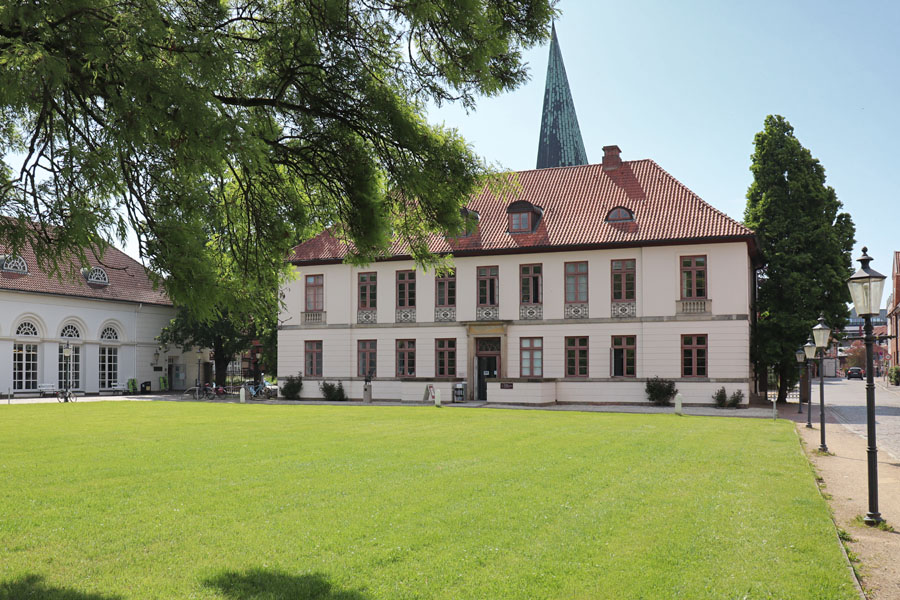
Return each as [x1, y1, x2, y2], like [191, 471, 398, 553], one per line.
[712, 386, 727, 408]
[280, 374, 303, 400]
[889, 366, 900, 386]
[646, 377, 678, 406]
[727, 389, 745, 408]
[320, 380, 348, 401]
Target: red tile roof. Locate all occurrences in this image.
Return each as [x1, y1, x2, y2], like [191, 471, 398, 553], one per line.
[0, 241, 171, 306]
[290, 159, 756, 264]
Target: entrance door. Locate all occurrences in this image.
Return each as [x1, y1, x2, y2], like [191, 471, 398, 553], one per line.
[475, 337, 501, 401]
[476, 355, 498, 401]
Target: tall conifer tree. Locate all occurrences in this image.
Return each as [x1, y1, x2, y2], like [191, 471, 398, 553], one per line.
[745, 115, 855, 401]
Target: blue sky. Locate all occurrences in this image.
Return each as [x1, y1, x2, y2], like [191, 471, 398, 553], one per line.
[428, 0, 899, 306]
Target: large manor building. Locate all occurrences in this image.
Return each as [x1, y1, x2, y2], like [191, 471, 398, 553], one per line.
[278, 27, 760, 405]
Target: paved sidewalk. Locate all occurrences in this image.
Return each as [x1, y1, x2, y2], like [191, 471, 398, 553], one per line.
[779, 401, 900, 600]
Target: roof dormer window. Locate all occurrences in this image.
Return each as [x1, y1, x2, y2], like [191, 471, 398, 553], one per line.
[510, 212, 531, 233]
[606, 206, 634, 223]
[82, 266, 109, 285]
[1, 254, 28, 274]
[506, 201, 543, 234]
[457, 207, 480, 238]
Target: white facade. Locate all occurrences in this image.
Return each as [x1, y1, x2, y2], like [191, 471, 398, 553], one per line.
[0, 289, 202, 396]
[278, 241, 753, 405]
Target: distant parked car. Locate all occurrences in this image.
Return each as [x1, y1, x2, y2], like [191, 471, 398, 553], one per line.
[847, 367, 864, 380]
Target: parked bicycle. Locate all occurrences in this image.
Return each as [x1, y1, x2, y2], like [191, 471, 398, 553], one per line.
[244, 382, 272, 400]
[56, 389, 76, 403]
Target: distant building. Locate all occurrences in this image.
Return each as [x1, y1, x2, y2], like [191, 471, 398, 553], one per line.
[887, 252, 900, 372]
[0, 241, 204, 395]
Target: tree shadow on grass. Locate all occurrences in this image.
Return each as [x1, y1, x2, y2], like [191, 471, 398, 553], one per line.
[0, 574, 122, 600]
[204, 568, 371, 600]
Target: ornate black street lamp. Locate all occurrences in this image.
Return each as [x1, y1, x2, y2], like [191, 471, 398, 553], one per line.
[803, 335, 816, 429]
[847, 247, 886, 526]
[795, 347, 806, 414]
[812, 314, 832, 452]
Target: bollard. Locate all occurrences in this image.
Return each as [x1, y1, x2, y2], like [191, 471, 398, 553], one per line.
[239, 386, 246, 404]
[674, 392, 683, 416]
[772, 396, 777, 421]
[434, 388, 442, 408]
[363, 383, 372, 403]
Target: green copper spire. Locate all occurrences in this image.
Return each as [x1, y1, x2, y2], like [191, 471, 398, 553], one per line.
[536, 23, 588, 169]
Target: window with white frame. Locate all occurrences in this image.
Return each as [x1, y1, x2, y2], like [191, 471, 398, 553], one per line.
[85, 267, 109, 285]
[13, 343, 38, 390]
[58, 344, 81, 390]
[100, 326, 119, 340]
[100, 346, 118, 389]
[16, 321, 38, 337]
[2, 255, 27, 273]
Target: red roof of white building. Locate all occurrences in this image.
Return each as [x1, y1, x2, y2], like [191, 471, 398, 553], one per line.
[290, 156, 756, 264]
[0, 241, 171, 306]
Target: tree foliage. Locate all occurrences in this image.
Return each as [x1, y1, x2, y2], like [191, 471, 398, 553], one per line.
[158, 306, 259, 387]
[744, 115, 855, 401]
[0, 0, 556, 318]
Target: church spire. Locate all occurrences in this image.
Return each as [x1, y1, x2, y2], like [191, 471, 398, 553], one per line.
[536, 23, 588, 169]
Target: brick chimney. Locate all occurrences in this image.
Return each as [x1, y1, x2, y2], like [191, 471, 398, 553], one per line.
[602, 145, 622, 171]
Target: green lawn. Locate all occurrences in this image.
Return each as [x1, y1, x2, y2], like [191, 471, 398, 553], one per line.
[0, 402, 855, 599]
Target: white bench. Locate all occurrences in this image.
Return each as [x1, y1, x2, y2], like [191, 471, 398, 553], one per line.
[110, 383, 128, 395]
[38, 383, 57, 397]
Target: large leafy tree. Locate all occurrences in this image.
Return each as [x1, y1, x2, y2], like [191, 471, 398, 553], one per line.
[0, 0, 556, 318]
[157, 307, 258, 388]
[744, 115, 856, 402]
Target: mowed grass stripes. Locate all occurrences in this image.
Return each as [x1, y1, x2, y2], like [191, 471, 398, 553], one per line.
[0, 402, 855, 599]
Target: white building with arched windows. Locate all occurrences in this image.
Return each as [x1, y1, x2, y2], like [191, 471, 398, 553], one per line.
[0, 243, 201, 396]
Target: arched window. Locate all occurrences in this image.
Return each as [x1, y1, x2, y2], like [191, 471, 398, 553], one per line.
[16, 321, 38, 336]
[100, 326, 119, 341]
[2, 255, 28, 273]
[606, 207, 634, 222]
[61, 324, 81, 338]
[84, 267, 109, 285]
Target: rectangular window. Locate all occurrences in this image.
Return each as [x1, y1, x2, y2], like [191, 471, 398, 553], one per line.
[358, 272, 377, 309]
[305, 275, 324, 311]
[520, 337, 543, 378]
[99, 346, 118, 389]
[509, 212, 531, 232]
[435, 338, 456, 377]
[477, 266, 499, 306]
[435, 270, 456, 307]
[305, 340, 323, 377]
[611, 259, 636, 301]
[358, 340, 376, 378]
[58, 345, 81, 390]
[565, 336, 589, 378]
[680, 256, 707, 299]
[397, 270, 416, 308]
[682, 335, 708, 378]
[397, 340, 416, 377]
[611, 335, 636, 377]
[520, 264, 542, 305]
[13, 343, 38, 391]
[565, 262, 588, 303]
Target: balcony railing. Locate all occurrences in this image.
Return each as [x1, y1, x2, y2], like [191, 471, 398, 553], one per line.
[357, 309, 376, 324]
[676, 299, 712, 315]
[302, 311, 326, 325]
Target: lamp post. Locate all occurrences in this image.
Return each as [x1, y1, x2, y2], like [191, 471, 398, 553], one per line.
[804, 335, 816, 428]
[812, 314, 831, 452]
[847, 246, 886, 526]
[62, 340, 71, 403]
[795, 347, 806, 414]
